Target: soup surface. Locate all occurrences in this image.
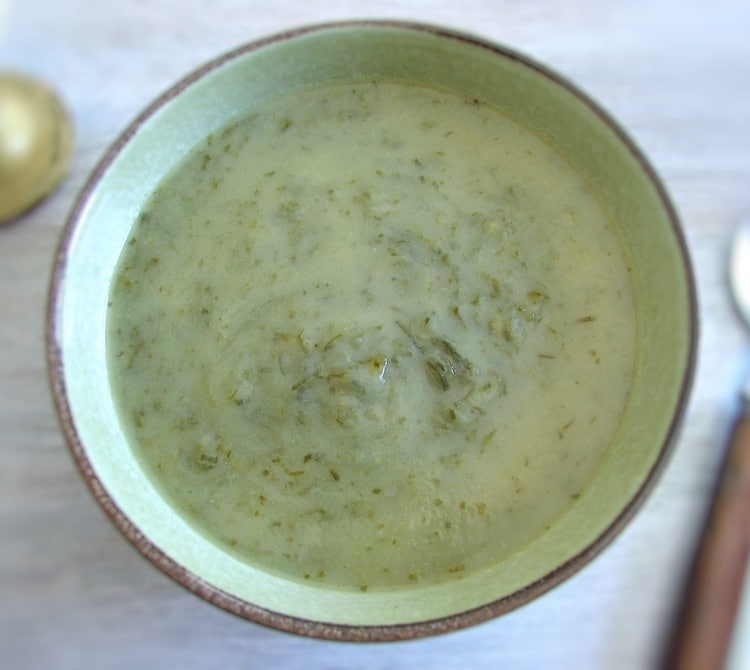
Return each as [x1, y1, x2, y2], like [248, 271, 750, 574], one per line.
[107, 81, 636, 590]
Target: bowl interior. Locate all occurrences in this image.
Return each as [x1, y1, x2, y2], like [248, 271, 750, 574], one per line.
[49, 22, 695, 638]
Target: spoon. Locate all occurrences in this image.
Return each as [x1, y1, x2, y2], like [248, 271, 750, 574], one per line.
[0, 71, 73, 224]
[663, 215, 750, 669]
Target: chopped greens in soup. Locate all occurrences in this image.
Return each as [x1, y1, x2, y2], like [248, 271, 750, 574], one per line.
[107, 82, 636, 590]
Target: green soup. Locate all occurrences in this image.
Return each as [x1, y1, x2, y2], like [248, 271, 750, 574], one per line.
[107, 81, 635, 591]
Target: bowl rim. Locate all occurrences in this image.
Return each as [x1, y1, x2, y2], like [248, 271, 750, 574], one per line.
[46, 18, 699, 642]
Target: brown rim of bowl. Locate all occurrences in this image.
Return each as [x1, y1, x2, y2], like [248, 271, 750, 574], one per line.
[46, 19, 698, 642]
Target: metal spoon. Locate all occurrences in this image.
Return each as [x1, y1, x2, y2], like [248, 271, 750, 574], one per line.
[663, 215, 750, 669]
[0, 71, 73, 224]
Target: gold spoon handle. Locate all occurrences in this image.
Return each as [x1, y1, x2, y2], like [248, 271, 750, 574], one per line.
[663, 414, 750, 669]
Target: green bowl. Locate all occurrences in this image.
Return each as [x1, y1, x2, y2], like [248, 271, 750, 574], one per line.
[47, 21, 697, 641]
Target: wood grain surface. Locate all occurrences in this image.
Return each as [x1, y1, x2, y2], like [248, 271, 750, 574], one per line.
[2, 1, 750, 668]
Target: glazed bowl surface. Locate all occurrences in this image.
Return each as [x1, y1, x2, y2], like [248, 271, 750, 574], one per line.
[47, 21, 696, 641]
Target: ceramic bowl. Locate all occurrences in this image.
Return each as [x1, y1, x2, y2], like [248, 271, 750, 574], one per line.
[47, 20, 697, 641]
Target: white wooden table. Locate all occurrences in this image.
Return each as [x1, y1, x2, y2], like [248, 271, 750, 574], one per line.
[2, 1, 749, 668]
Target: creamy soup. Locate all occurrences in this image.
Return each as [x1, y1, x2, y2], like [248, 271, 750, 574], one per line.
[107, 81, 635, 591]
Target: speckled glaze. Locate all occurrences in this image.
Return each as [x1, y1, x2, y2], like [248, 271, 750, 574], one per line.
[47, 20, 697, 641]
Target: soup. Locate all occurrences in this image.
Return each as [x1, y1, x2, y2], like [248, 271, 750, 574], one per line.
[107, 81, 635, 591]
